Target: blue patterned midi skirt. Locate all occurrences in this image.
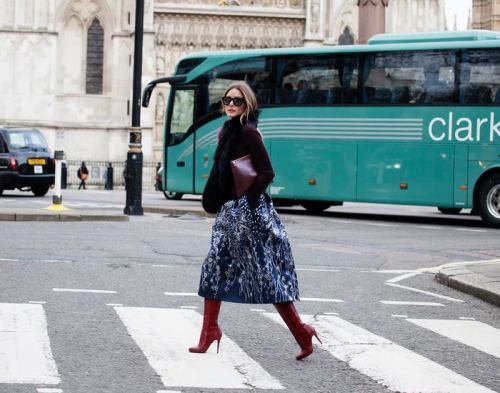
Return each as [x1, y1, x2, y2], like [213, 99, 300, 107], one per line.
[198, 194, 300, 304]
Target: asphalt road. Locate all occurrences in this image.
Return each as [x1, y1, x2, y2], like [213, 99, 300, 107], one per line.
[0, 189, 499, 393]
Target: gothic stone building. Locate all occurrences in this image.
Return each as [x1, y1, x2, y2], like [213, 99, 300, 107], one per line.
[0, 0, 446, 164]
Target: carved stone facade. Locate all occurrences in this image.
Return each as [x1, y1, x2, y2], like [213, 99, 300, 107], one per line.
[0, 0, 448, 163]
[472, 0, 500, 31]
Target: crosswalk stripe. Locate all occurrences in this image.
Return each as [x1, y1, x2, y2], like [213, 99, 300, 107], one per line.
[264, 313, 495, 393]
[407, 319, 500, 359]
[0, 303, 60, 384]
[115, 307, 283, 390]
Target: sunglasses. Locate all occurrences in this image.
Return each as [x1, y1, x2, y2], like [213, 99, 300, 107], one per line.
[222, 96, 245, 107]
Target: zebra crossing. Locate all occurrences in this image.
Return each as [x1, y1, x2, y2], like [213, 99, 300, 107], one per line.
[1, 302, 499, 392]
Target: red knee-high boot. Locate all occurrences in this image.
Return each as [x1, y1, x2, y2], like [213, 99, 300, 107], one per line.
[274, 302, 322, 360]
[189, 299, 222, 353]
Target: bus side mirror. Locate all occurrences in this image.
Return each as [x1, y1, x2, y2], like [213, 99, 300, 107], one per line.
[142, 82, 155, 108]
[141, 75, 188, 108]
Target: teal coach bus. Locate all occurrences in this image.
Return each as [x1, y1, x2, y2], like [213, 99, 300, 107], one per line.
[143, 31, 500, 227]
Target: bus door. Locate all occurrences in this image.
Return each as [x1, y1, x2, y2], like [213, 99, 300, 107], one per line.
[165, 87, 197, 194]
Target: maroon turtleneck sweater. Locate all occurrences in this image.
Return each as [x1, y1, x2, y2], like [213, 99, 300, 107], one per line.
[229, 125, 275, 205]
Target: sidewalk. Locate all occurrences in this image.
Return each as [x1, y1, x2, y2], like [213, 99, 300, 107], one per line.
[435, 260, 500, 307]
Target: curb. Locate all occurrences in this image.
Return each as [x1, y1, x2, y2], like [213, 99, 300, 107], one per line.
[0, 213, 129, 222]
[435, 268, 500, 307]
[143, 206, 213, 218]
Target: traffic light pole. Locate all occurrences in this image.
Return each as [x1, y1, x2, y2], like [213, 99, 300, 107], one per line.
[124, 0, 144, 215]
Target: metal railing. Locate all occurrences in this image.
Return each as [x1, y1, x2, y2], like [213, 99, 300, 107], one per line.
[66, 160, 160, 190]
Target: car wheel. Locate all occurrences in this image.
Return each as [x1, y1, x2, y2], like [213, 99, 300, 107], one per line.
[437, 207, 462, 215]
[32, 186, 50, 197]
[301, 201, 331, 213]
[0, 189, 3, 196]
[162, 190, 184, 200]
[477, 174, 500, 228]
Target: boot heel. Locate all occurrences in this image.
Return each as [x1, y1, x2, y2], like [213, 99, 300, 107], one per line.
[313, 330, 322, 344]
[216, 338, 221, 353]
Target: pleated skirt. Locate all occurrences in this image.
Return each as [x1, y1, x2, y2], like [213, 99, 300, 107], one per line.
[198, 194, 300, 304]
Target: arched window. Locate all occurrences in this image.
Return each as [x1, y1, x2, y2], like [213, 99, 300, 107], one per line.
[86, 18, 104, 94]
[339, 27, 354, 45]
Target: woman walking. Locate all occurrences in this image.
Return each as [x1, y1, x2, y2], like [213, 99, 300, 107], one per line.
[189, 81, 321, 360]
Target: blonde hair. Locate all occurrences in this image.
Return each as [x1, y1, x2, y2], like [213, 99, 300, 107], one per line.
[221, 81, 258, 124]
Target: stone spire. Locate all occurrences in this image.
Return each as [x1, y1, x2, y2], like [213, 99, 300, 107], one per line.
[358, 0, 389, 44]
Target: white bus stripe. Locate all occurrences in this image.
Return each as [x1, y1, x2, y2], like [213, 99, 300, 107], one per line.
[260, 117, 423, 122]
[115, 307, 283, 390]
[264, 313, 494, 393]
[0, 303, 60, 384]
[407, 319, 500, 359]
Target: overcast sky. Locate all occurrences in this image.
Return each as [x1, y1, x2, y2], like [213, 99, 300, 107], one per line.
[444, 0, 472, 30]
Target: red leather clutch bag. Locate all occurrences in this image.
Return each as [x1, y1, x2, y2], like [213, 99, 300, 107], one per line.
[230, 154, 257, 198]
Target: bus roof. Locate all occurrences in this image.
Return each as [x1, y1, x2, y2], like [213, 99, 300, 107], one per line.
[177, 30, 500, 81]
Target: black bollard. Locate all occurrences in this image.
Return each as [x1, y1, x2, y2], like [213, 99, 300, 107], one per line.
[61, 161, 67, 189]
[105, 162, 114, 190]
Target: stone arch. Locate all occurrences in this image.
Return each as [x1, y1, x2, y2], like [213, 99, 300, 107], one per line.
[332, 0, 358, 45]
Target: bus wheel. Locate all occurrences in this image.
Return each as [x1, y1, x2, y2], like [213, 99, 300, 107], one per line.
[163, 190, 183, 200]
[437, 207, 462, 215]
[301, 201, 331, 213]
[477, 174, 500, 227]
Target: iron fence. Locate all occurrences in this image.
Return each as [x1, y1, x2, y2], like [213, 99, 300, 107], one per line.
[66, 160, 160, 190]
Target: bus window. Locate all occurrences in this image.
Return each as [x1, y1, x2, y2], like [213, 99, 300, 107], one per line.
[202, 57, 272, 114]
[363, 50, 457, 105]
[276, 55, 359, 105]
[169, 89, 195, 146]
[459, 48, 500, 104]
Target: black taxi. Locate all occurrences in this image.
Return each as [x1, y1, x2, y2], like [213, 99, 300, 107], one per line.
[0, 128, 55, 196]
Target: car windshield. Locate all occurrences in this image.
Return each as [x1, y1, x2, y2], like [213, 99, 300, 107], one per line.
[6, 130, 48, 151]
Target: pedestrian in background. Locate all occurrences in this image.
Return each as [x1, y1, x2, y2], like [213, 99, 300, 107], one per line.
[189, 81, 321, 360]
[77, 161, 89, 190]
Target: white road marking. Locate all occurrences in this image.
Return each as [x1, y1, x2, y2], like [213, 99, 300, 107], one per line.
[29, 301, 47, 304]
[106, 303, 123, 307]
[416, 226, 443, 230]
[115, 307, 283, 390]
[157, 390, 182, 393]
[364, 222, 398, 227]
[37, 389, 63, 393]
[386, 283, 464, 302]
[324, 312, 339, 316]
[250, 309, 266, 312]
[301, 297, 344, 303]
[392, 314, 408, 318]
[295, 268, 341, 272]
[265, 313, 494, 393]
[180, 306, 198, 309]
[407, 319, 500, 359]
[0, 258, 20, 262]
[297, 243, 363, 255]
[455, 228, 488, 233]
[380, 301, 444, 306]
[52, 288, 117, 294]
[459, 317, 476, 321]
[361, 270, 417, 274]
[0, 303, 60, 384]
[164, 292, 198, 297]
[386, 272, 420, 283]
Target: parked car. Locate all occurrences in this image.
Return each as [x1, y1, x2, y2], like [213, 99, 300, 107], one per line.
[155, 166, 183, 200]
[0, 128, 55, 196]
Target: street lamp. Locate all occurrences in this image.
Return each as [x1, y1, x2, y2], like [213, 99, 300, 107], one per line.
[124, 0, 145, 215]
